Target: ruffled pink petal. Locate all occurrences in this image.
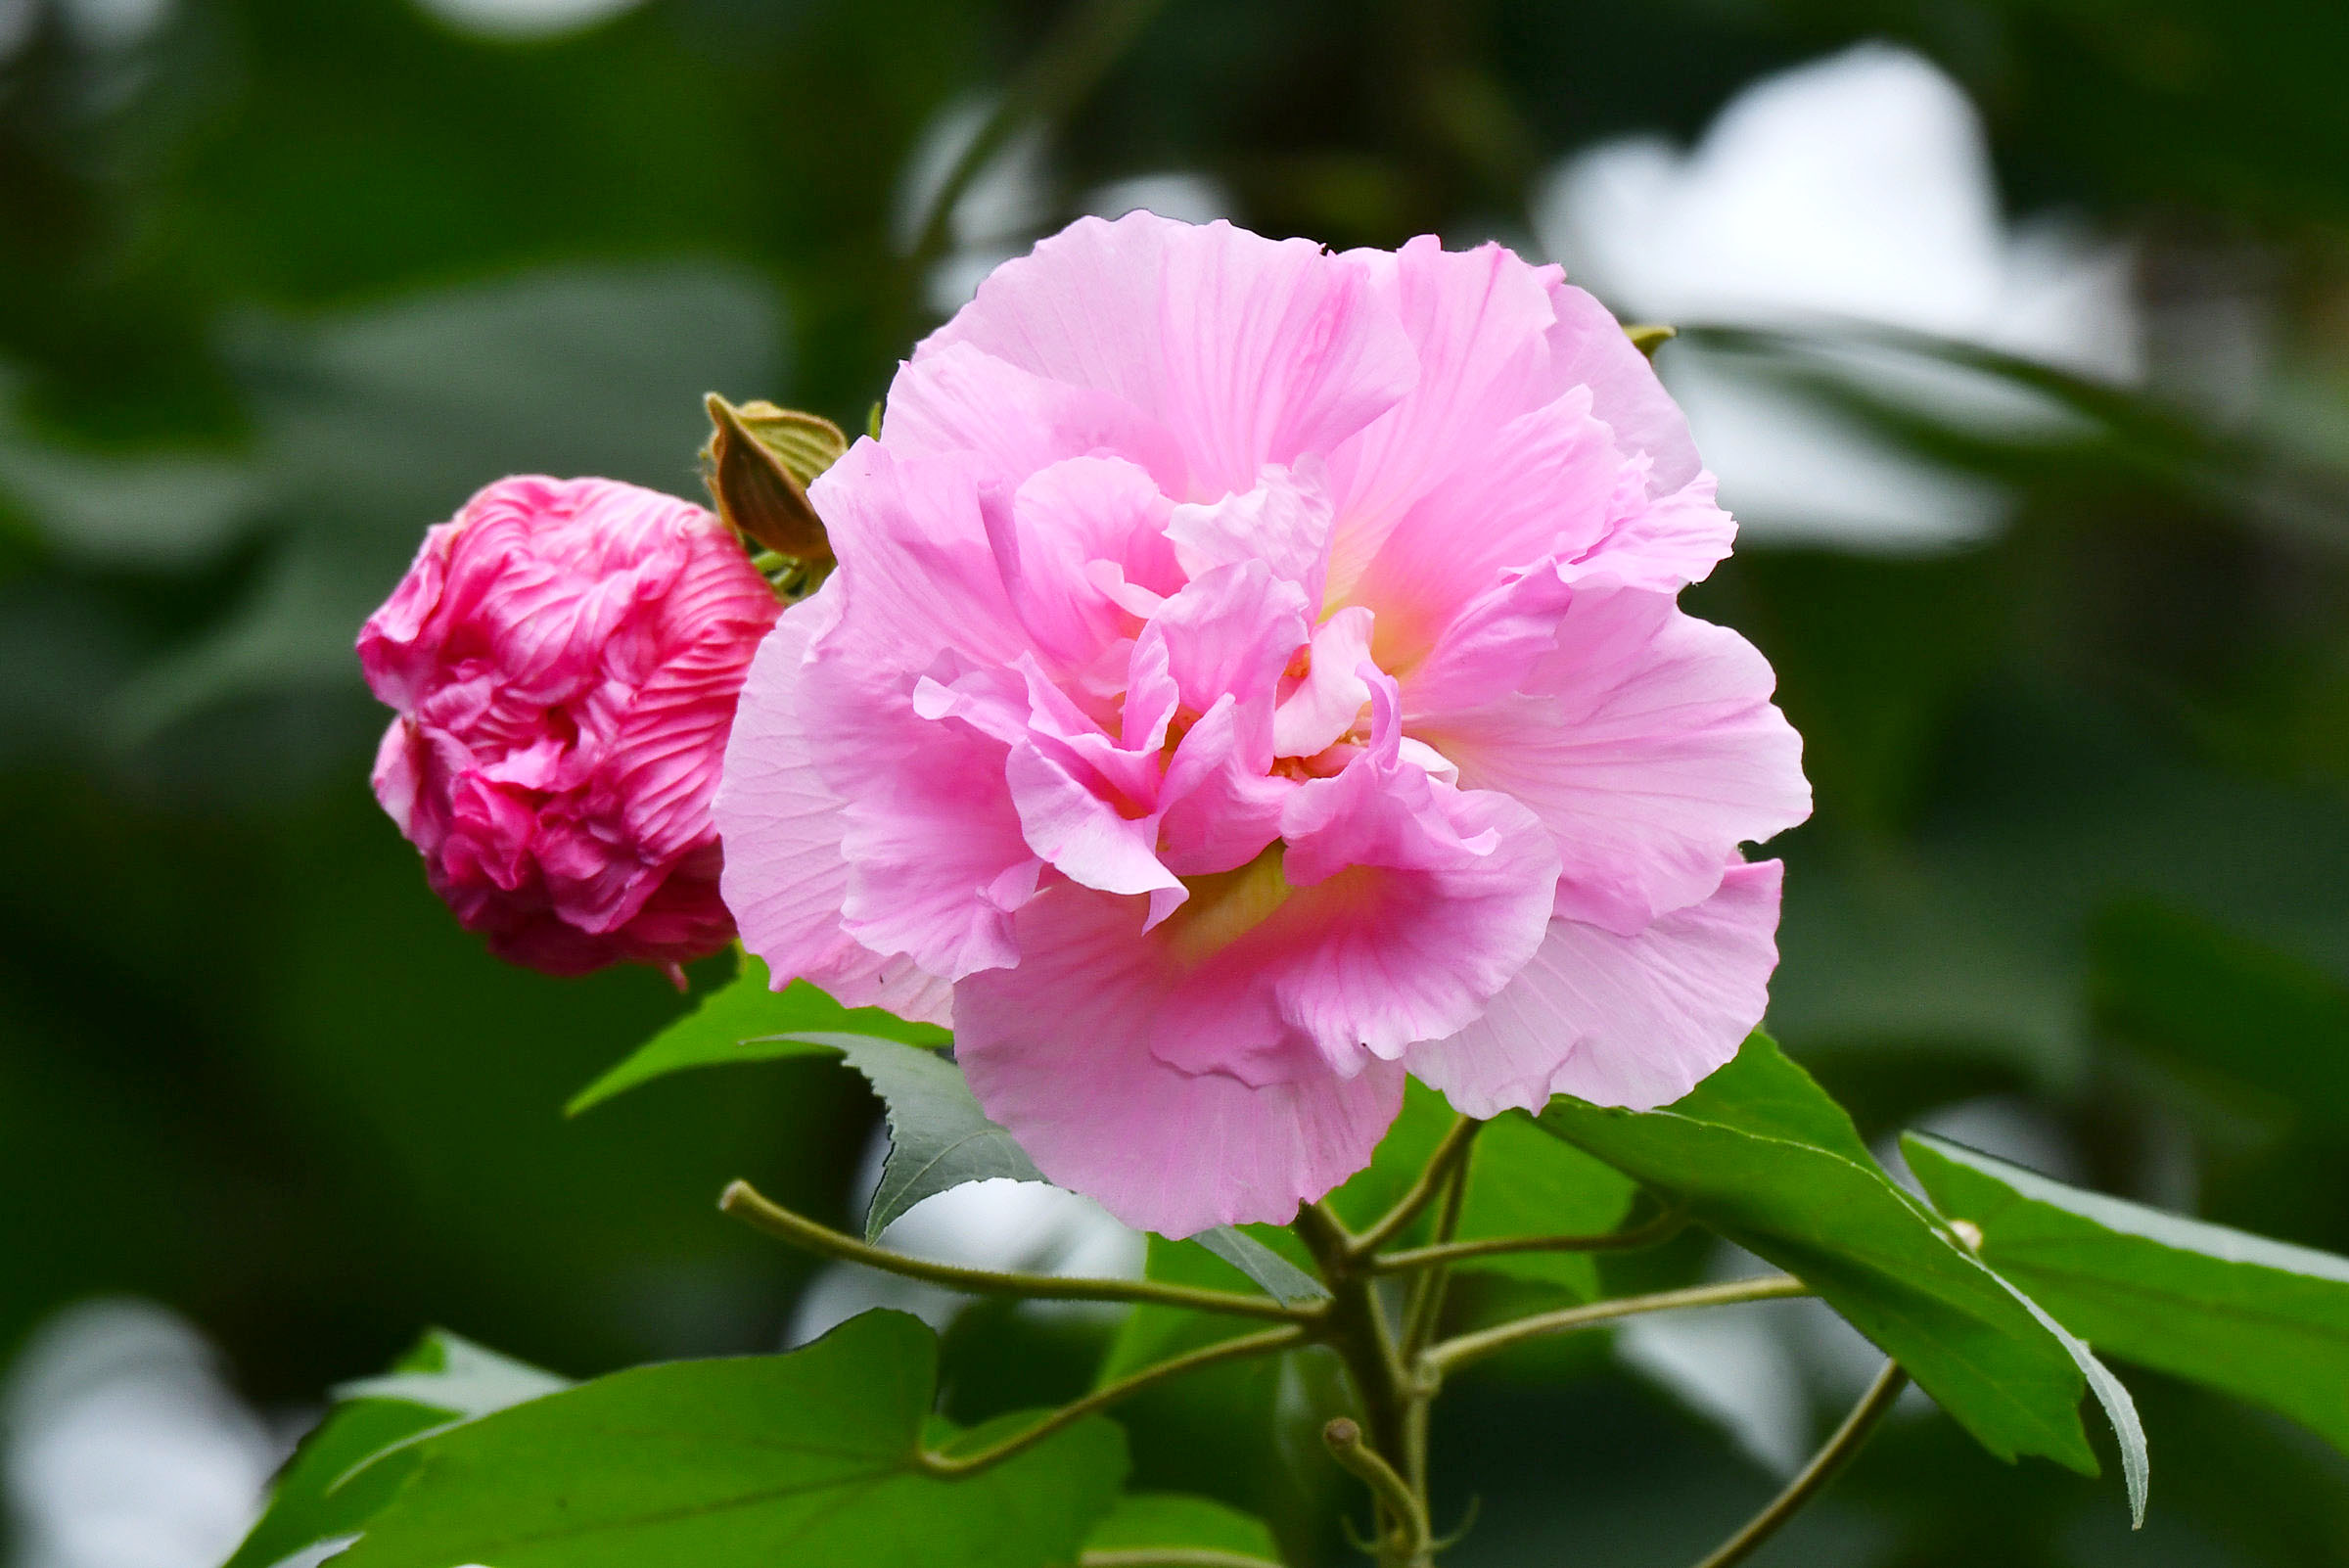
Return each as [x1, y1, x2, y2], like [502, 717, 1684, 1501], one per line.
[1347, 389, 1625, 676]
[1568, 470, 1738, 592]
[1419, 586, 1810, 935]
[1154, 694, 1294, 878]
[919, 211, 1416, 500]
[881, 341, 1189, 496]
[713, 594, 952, 1023]
[803, 442, 1032, 683]
[1003, 739, 1183, 902]
[986, 455, 1176, 672]
[824, 681, 1042, 982]
[1541, 272, 1701, 497]
[1324, 238, 1560, 601]
[956, 882, 1407, 1235]
[1165, 463, 1335, 610]
[1149, 680, 1559, 1082]
[1406, 859, 1782, 1115]
[1273, 605, 1375, 758]
[1135, 561, 1312, 765]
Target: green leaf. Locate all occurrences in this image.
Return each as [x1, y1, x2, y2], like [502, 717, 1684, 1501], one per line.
[337, 1311, 1128, 1568]
[831, 1035, 1047, 1241]
[1099, 1234, 1271, 1383]
[1195, 1226, 1331, 1306]
[1536, 1035, 2120, 1480]
[568, 950, 948, 1115]
[1450, 1111, 1637, 1299]
[1083, 1492, 1283, 1561]
[1907, 1130, 2349, 1459]
[222, 1331, 567, 1568]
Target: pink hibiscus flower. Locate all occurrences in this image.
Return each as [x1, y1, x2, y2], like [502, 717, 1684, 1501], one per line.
[714, 214, 1810, 1235]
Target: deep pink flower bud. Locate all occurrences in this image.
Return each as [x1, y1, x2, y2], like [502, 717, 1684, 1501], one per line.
[359, 476, 780, 981]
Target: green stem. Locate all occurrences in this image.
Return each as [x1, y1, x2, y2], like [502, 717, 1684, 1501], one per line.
[1687, 1360, 1909, 1568]
[1423, 1274, 1812, 1378]
[1293, 1203, 1432, 1567]
[719, 1180, 1316, 1322]
[1323, 1417, 1431, 1559]
[1393, 1152, 1470, 1508]
[921, 1324, 1309, 1477]
[1351, 1116, 1481, 1256]
[1371, 1200, 1686, 1274]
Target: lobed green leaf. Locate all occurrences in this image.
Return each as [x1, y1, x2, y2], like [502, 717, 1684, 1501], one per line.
[335, 1311, 1128, 1568]
[1083, 1492, 1284, 1561]
[223, 1331, 567, 1568]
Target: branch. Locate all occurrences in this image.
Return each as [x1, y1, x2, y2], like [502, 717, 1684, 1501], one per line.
[1351, 1115, 1481, 1256]
[719, 1180, 1315, 1322]
[1423, 1274, 1811, 1377]
[921, 1324, 1308, 1477]
[1688, 1359, 1910, 1568]
[1082, 1552, 1288, 1568]
[1370, 1200, 1687, 1274]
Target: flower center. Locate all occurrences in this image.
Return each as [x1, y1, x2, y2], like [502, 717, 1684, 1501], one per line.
[1163, 846, 1291, 965]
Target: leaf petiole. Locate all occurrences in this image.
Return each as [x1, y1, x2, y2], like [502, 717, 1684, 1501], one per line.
[1687, 1359, 1909, 1568]
[1422, 1273, 1813, 1378]
[920, 1324, 1310, 1478]
[718, 1179, 1321, 1322]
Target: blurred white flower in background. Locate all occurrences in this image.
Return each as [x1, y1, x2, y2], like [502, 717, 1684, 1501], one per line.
[788, 1130, 1145, 1346]
[1083, 171, 1234, 228]
[898, 94, 1057, 318]
[4, 1300, 286, 1568]
[1538, 43, 2141, 550]
[412, 0, 646, 42]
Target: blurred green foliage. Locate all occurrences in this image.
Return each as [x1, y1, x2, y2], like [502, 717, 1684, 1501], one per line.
[6, 0, 2349, 1564]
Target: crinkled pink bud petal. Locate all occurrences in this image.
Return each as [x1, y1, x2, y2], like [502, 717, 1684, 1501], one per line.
[359, 476, 778, 978]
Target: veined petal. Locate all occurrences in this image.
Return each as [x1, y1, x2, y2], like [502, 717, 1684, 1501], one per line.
[1136, 561, 1312, 767]
[1542, 271, 1702, 496]
[882, 341, 1188, 496]
[986, 455, 1179, 672]
[1419, 586, 1810, 934]
[1147, 684, 1558, 1083]
[1166, 462, 1335, 610]
[1348, 388, 1624, 676]
[919, 211, 1416, 500]
[805, 441, 1032, 679]
[713, 594, 952, 1023]
[958, 883, 1406, 1235]
[1324, 238, 1560, 601]
[1407, 859, 1782, 1115]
